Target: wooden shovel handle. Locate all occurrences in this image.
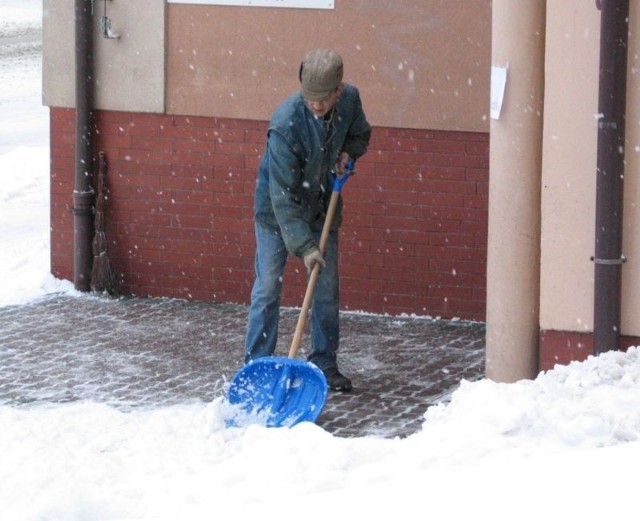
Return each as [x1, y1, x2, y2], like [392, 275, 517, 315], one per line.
[288, 189, 341, 358]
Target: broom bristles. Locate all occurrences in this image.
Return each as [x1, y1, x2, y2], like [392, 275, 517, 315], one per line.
[92, 231, 107, 256]
[90, 151, 120, 296]
[91, 254, 119, 295]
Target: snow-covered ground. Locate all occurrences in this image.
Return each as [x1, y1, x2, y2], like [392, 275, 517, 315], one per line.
[0, 0, 74, 307]
[1, 2, 640, 520]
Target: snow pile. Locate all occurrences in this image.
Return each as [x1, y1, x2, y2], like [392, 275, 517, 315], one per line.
[0, 1, 41, 38]
[1, 348, 639, 519]
[0, 145, 75, 307]
[0, 0, 76, 306]
[421, 347, 640, 458]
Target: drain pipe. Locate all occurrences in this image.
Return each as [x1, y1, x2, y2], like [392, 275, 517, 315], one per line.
[593, 0, 629, 354]
[73, 0, 95, 291]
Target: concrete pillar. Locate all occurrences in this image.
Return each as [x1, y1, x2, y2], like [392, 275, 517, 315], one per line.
[485, 1, 546, 382]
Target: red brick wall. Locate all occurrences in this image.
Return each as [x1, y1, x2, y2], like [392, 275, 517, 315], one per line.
[50, 108, 489, 321]
[539, 330, 638, 371]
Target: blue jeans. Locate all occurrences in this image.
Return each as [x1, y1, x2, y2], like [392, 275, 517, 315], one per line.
[244, 221, 340, 371]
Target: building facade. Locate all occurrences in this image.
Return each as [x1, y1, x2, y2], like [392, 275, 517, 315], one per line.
[44, 0, 490, 320]
[43, 0, 640, 381]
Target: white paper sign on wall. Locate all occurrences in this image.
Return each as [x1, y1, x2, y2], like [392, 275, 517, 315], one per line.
[490, 65, 508, 120]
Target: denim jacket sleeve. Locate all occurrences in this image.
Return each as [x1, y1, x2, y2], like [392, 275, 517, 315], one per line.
[339, 87, 371, 161]
[266, 130, 318, 258]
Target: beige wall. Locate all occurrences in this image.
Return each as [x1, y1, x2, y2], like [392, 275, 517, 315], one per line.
[42, 0, 73, 107]
[540, 0, 640, 336]
[624, 2, 640, 334]
[43, 1, 491, 131]
[43, 0, 166, 112]
[165, 0, 491, 130]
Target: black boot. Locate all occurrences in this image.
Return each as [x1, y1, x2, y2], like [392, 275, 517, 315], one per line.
[323, 367, 352, 392]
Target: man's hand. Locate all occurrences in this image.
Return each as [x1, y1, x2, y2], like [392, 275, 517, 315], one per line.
[334, 152, 353, 176]
[303, 249, 326, 272]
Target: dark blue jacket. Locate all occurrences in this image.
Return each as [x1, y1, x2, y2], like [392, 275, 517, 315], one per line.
[254, 84, 371, 257]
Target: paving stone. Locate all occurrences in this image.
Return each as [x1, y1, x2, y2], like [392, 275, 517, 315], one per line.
[0, 294, 486, 438]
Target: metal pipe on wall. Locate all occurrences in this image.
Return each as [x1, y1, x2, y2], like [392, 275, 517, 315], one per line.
[73, 0, 95, 291]
[593, 0, 629, 354]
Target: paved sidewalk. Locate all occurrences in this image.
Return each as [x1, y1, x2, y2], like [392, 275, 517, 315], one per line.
[0, 294, 485, 438]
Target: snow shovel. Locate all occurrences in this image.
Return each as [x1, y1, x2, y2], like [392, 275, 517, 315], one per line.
[226, 164, 353, 428]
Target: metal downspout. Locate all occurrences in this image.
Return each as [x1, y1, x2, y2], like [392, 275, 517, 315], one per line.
[593, 0, 629, 354]
[73, 0, 95, 291]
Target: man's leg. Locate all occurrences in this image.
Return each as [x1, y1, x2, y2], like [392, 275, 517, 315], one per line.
[308, 231, 351, 391]
[244, 222, 288, 364]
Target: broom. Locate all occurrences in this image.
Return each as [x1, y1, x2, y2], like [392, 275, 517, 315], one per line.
[90, 151, 120, 296]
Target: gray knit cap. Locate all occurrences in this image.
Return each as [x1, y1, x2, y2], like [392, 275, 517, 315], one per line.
[299, 49, 344, 101]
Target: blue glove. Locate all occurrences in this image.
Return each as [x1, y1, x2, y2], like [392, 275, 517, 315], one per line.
[331, 159, 354, 193]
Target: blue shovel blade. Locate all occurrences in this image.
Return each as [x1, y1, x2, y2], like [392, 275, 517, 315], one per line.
[225, 357, 328, 428]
